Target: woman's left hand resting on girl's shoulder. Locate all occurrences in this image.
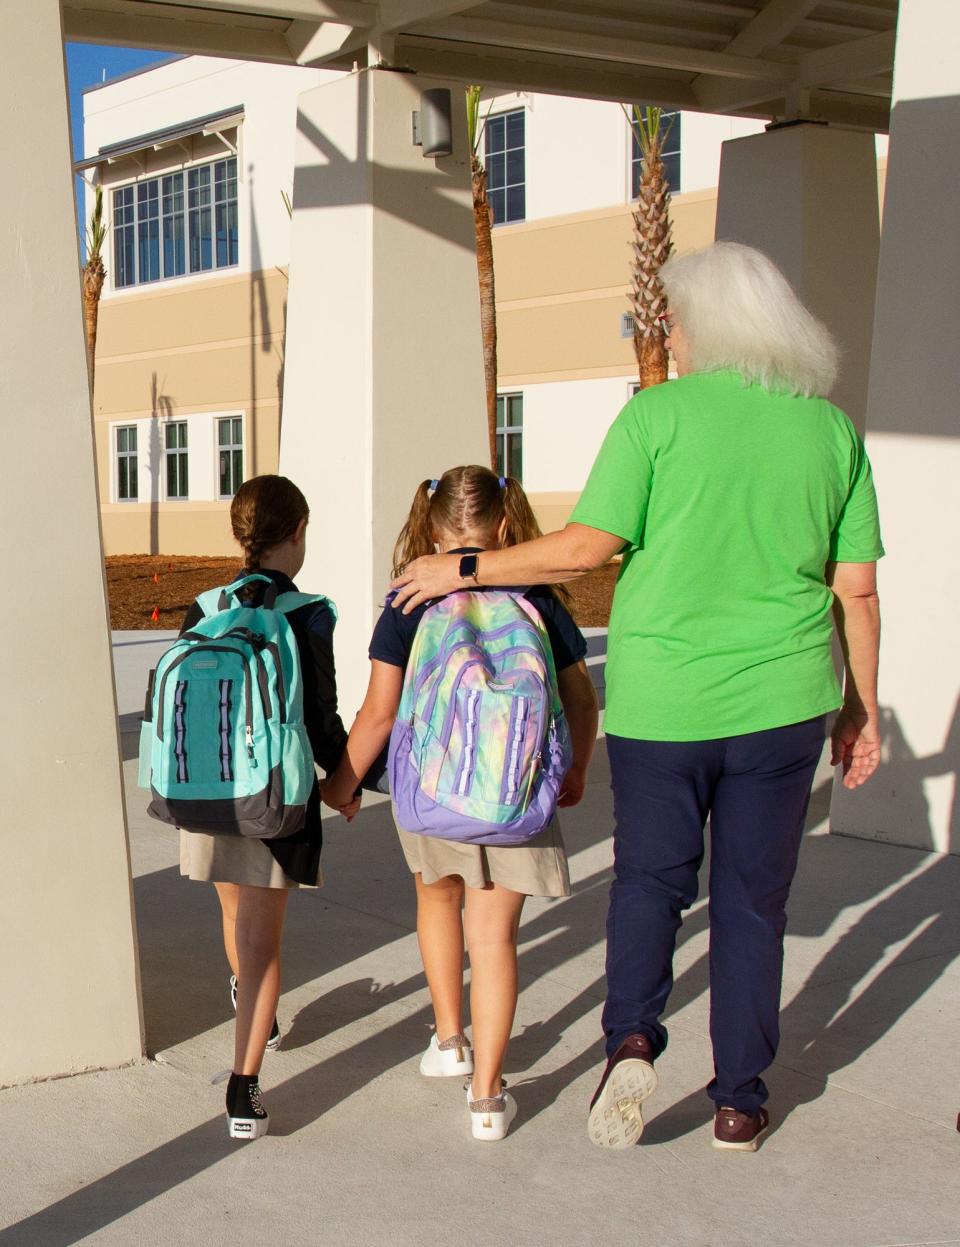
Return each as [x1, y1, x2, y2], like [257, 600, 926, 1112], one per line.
[390, 525, 625, 613]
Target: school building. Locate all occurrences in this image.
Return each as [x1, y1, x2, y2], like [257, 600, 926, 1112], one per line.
[82, 56, 888, 550]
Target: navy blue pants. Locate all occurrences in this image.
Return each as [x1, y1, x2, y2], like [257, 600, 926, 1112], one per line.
[603, 717, 826, 1114]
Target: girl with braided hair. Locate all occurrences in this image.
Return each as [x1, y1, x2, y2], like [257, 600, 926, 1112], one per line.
[179, 474, 354, 1139]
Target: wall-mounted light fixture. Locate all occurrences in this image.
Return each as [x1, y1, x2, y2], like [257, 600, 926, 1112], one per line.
[412, 88, 453, 157]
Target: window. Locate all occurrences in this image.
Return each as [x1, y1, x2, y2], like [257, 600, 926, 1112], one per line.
[218, 416, 244, 498]
[113, 157, 238, 288]
[164, 422, 189, 500]
[631, 110, 681, 197]
[496, 393, 523, 481]
[116, 425, 138, 501]
[485, 109, 525, 225]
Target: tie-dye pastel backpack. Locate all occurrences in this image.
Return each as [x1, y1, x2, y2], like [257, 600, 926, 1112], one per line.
[388, 590, 572, 845]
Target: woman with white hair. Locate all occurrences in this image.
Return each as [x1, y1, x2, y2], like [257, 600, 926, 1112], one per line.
[390, 242, 883, 1152]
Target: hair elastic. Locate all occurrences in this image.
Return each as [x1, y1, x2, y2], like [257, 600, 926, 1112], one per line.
[429, 479, 439, 492]
[498, 476, 506, 488]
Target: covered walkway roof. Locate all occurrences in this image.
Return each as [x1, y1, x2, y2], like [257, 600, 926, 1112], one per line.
[63, 1, 899, 131]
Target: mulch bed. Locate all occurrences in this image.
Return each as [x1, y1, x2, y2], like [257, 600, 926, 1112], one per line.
[105, 555, 617, 630]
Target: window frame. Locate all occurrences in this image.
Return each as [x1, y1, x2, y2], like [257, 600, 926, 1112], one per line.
[163, 420, 189, 501]
[111, 154, 238, 291]
[484, 107, 526, 227]
[495, 392, 523, 482]
[114, 424, 139, 503]
[216, 415, 244, 500]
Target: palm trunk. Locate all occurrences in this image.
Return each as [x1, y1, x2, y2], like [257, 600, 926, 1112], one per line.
[472, 154, 498, 470]
[82, 258, 105, 391]
[630, 114, 673, 390]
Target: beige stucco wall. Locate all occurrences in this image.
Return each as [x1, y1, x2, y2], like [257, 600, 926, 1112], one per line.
[95, 268, 286, 554]
[494, 191, 718, 385]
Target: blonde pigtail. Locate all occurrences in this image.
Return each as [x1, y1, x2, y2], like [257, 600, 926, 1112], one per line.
[392, 479, 437, 578]
[500, 476, 573, 607]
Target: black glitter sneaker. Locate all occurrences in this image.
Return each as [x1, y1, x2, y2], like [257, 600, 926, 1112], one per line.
[226, 1073, 269, 1140]
[586, 1033, 658, 1149]
[229, 974, 281, 1052]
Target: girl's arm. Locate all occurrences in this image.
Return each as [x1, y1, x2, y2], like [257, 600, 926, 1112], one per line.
[321, 660, 404, 809]
[391, 524, 625, 613]
[556, 660, 599, 808]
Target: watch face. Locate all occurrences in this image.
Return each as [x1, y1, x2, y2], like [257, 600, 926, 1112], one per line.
[459, 554, 478, 579]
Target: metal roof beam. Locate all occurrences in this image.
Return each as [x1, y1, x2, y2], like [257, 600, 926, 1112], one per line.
[62, 2, 296, 61]
[122, 0, 376, 21]
[721, 0, 820, 56]
[409, 18, 795, 82]
[394, 37, 701, 110]
[378, 0, 482, 31]
[797, 29, 896, 89]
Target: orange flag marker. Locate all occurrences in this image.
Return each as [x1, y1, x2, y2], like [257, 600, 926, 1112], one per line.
[150, 605, 161, 624]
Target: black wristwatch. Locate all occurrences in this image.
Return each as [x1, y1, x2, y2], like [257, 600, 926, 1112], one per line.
[458, 553, 480, 586]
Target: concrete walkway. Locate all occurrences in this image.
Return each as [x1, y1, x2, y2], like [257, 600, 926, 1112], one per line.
[0, 633, 957, 1247]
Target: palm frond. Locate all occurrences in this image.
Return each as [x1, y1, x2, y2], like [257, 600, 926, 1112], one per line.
[85, 184, 107, 261]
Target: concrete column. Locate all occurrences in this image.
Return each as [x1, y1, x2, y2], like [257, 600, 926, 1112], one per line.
[280, 70, 487, 718]
[830, 1, 960, 854]
[0, 1, 143, 1082]
[714, 123, 880, 430]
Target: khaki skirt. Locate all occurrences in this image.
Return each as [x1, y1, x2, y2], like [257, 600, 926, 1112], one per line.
[395, 816, 570, 897]
[179, 829, 323, 890]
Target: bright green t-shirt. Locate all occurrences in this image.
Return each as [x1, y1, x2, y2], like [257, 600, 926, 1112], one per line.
[571, 371, 884, 741]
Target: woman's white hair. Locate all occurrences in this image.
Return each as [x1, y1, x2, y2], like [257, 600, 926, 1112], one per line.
[659, 241, 838, 397]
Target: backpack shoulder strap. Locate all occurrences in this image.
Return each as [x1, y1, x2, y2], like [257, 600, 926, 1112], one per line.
[274, 591, 338, 624]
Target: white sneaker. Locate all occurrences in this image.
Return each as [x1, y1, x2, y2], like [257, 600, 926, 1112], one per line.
[419, 1031, 474, 1078]
[465, 1082, 517, 1142]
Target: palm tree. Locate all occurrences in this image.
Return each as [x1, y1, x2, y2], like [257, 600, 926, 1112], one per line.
[627, 105, 674, 389]
[466, 85, 498, 469]
[81, 184, 107, 391]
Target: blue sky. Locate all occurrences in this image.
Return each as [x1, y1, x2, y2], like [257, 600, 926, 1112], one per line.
[67, 43, 176, 250]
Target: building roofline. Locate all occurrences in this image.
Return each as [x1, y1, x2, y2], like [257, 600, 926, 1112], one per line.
[74, 104, 243, 171]
[80, 53, 186, 96]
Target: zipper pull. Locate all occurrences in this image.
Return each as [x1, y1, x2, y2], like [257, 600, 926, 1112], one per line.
[246, 725, 257, 766]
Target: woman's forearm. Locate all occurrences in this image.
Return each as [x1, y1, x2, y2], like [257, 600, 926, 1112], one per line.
[832, 591, 880, 715]
[391, 524, 623, 611]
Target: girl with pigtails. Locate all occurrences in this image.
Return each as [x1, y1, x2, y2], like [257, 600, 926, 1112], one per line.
[322, 466, 598, 1141]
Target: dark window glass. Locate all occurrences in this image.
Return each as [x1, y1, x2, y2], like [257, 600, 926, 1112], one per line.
[162, 173, 186, 278]
[217, 416, 243, 497]
[137, 181, 160, 282]
[495, 394, 523, 483]
[116, 425, 138, 500]
[485, 109, 525, 226]
[113, 187, 136, 288]
[188, 166, 213, 273]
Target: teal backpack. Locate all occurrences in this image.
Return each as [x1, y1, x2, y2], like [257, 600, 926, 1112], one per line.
[139, 574, 332, 839]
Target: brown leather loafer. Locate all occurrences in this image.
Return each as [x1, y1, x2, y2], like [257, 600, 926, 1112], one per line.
[586, 1034, 658, 1149]
[712, 1106, 770, 1151]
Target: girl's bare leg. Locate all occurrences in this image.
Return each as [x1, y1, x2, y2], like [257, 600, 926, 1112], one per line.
[463, 883, 526, 1099]
[414, 873, 466, 1040]
[214, 882, 240, 978]
[232, 885, 289, 1075]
